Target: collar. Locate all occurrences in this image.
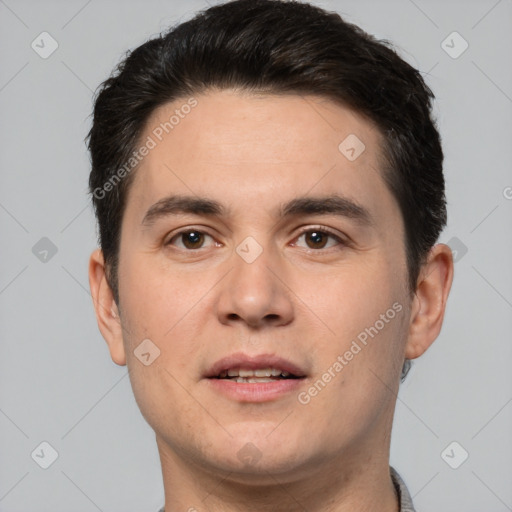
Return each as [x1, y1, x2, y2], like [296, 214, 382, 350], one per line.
[390, 466, 416, 512]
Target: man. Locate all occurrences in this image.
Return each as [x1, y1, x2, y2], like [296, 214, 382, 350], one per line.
[87, 1, 453, 510]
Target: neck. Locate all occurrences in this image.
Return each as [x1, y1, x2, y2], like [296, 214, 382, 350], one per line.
[156, 440, 399, 512]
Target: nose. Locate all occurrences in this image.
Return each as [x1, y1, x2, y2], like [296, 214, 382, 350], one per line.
[215, 243, 294, 329]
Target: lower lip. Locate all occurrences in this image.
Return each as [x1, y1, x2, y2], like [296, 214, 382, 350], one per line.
[205, 378, 305, 402]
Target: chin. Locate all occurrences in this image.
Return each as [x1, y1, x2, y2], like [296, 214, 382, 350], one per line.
[203, 431, 314, 480]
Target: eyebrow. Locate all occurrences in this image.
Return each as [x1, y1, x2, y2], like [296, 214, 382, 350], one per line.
[141, 195, 226, 227]
[281, 195, 373, 226]
[141, 194, 373, 228]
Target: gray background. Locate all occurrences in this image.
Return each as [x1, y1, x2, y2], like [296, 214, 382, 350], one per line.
[1, 0, 511, 511]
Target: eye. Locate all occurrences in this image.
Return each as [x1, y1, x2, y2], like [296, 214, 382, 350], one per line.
[292, 227, 345, 250]
[166, 229, 216, 250]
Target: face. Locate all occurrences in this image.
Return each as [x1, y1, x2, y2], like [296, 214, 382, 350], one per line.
[94, 90, 426, 482]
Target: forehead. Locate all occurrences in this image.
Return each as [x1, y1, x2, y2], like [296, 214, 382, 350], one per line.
[125, 90, 394, 223]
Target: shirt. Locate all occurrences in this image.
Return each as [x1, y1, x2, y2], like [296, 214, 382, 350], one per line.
[390, 466, 416, 512]
[157, 466, 416, 512]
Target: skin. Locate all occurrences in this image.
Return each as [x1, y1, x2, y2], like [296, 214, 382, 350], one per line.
[89, 90, 453, 512]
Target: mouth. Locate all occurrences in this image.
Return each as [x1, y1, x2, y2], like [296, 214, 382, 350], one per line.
[204, 353, 307, 402]
[205, 353, 307, 382]
[214, 367, 301, 383]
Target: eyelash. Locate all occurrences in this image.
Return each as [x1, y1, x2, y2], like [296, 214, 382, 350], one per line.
[164, 226, 347, 252]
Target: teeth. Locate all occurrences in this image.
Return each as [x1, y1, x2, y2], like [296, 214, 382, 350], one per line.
[233, 377, 275, 383]
[254, 369, 272, 377]
[219, 367, 292, 378]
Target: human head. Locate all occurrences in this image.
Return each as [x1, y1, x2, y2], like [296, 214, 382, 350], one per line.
[87, 0, 446, 306]
[87, 2, 453, 508]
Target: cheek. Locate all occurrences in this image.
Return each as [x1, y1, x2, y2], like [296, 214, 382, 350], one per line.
[297, 284, 407, 445]
[117, 260, 206, 431]
[300, 258, 403, 343]
[127, 360, 206, 450]
[118, 252, 212, 380]
[298, 255, 408, 407]
[119, 251, 201, 338]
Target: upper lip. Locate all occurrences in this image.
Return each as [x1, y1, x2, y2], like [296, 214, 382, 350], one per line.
[205, 352, 307, 378]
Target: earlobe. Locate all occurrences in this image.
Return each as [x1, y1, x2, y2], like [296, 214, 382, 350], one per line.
[88, 249, 127, 366]
[405, 243, 454, 360]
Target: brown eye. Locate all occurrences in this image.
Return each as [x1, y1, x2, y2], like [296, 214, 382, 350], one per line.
[167, 230, 215, 250]
[181, 231, 204, 249]
[305, 230, 328, 249]
[294, 228, 344, 250]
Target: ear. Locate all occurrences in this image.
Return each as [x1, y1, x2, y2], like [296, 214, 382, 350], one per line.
[88, 248, 126, 366]
[405, 243, 454, 360]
